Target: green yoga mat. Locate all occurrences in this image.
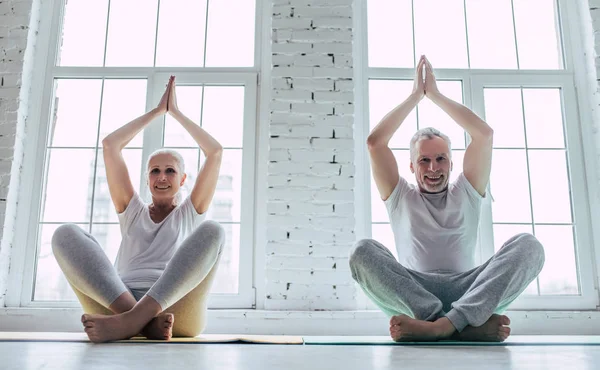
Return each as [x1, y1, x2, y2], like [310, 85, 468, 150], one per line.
[303, 335, 600, 346]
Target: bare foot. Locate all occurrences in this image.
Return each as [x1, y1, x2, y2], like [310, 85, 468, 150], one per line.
[141, 313, 174, 340]
[458, 314, 511, 342]
[389, 315, 455, 342]
[81, 312, 147, 343]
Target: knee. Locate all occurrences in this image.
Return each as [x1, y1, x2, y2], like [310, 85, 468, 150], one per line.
[196, 220, 226, 253]
[349, 239, 378, 270]
[51, 223, 83, 255]
[506, 233, 545, 270]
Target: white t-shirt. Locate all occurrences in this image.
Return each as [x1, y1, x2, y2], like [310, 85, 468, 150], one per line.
[384, 172, 485, 273]
[114, 193, 206, 289]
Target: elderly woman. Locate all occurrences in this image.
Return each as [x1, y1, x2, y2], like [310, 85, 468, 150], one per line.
[52, 76, 225, 343]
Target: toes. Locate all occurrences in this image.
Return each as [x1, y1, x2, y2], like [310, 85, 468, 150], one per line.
[500, 315, 511, 326]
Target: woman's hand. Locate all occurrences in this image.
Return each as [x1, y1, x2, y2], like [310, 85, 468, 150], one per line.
[167, 75, 180, 115]
[155, 76, 173, 115]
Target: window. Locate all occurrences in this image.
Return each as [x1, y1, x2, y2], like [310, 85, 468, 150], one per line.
[361, 0, 598, 309]
[8, 0, 259, 309]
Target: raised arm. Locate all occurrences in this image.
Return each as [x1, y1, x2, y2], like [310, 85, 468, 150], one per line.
[101, 81, 170, 213]
[367, 56, 425, 200]
[423, 57, 493, 196]
[167, 76, 223, 214]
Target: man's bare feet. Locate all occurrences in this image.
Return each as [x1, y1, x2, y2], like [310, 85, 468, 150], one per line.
[81, 312, 149, 343]
[458, 314, 511, 342]
[389, 315, 455, 342]
[141, 313, 174, 340]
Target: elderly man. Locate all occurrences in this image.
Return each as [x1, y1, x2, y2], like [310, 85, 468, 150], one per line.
[350, 56, 545, 342]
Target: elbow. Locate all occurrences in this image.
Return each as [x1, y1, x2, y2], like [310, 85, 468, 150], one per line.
[366, 134, 385, 151]
[207, 145, 223, 158]
[475, 126, 493, 142]
[101, 137, 114, 150]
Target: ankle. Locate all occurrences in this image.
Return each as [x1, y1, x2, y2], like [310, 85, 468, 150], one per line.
[433, 317, 456, 337]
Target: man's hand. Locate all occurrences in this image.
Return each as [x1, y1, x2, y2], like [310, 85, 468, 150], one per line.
[167, 75, 180, 115]
[412, 56, 426, 101]
[424, 56, 441, 98]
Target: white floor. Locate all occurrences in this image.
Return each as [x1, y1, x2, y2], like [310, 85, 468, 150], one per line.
[2, 341, 600, 370]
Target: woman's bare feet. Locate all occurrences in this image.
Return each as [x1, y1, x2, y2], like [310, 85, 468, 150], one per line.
[82, 312, 150, 343]
[141, 313, 174, 340]
[389, 315, 455, 342]
[458, 314, 511, 342]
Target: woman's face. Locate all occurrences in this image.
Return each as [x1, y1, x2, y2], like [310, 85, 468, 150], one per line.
[147, 153, 186, 200]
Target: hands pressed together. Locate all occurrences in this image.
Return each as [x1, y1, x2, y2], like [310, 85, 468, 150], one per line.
[412, 55, 440, 101]
[155, 75, 180, 116]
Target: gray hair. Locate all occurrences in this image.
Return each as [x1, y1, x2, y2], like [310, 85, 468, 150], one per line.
[409, 127, 452, 163]
[146, 148, 186, 174]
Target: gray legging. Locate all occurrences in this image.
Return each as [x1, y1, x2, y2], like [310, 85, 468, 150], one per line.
[349, 233, 545, 332]
[51, 220, 225, 337]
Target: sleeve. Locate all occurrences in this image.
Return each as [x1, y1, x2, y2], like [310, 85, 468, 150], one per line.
[454, 172, 486, 206]
[117, 192, 145, 233]
[179, 195, 207, 229]
[383, 177, 411, 214]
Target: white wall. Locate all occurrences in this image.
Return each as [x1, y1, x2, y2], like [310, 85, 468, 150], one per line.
[0, 0, 40, 305]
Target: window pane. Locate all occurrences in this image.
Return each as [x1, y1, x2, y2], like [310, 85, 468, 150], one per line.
[205, 0, 255, 67]
[417, 81, 466, 149]
[104, 0, 158, 67]
[94, 149, 143, 223]
[212, 223, 240, 294]
[155, 0, 207, 67]
[414, 0, 468, 68]
[42, 149, 97, 223]
[484, 88, 525, 148]
[164, 86, 203, 147]
[90, 224, 123, 264]
[523, 89, 565, 149]
[202, 86, 245, 148]
[513, 0, 562, 69]
[368, 80, 417, 149]
[465, 0, 517, 69]
[208, 149, 242, 223]
[528, 150, 572, 223]
[99, 79, 147, 148]
[367, 0, 414, 68]
[34, 224, 82, 301]
[536, 225, 578, 295]
[490, 149, 532, 223]
[50, 79, 102, 147]
[58, 0, 108, 66]
[493, 224, 538, 295]
[371, 223, 398, 260]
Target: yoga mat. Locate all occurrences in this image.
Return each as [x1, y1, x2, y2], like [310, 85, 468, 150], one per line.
[303, 335, 600, 346]
[0, 332, 304, 344]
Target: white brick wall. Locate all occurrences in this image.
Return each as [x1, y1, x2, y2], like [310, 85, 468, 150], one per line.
[0, 0, 39, 305]
[267, 0, 356, 310]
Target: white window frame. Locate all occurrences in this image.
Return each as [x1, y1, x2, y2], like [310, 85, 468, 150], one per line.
[5, 0, 262, 309]
[355, 0, 600, 310]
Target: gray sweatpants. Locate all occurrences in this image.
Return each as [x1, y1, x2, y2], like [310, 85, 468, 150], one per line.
[52, 220, 224, 335]
[349, 233, 545, 332]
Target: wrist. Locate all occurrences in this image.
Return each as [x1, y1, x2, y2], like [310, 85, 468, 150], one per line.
[426, 91, 443, 102]
[408, 93, 423, 104]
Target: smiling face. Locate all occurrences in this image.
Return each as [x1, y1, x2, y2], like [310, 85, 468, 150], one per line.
[147, 153, 186, 201]
[410, 136, 453, 193]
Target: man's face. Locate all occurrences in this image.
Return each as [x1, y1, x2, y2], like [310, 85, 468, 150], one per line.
[410, 136, 453, 193]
